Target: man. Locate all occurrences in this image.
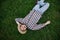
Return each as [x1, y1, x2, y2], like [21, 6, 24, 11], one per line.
[15, 0, 51, 34]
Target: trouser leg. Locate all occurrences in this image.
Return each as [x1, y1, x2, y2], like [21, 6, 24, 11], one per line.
[33, 4, 40, 10]
[37, 0, 45, 6]
[37, 3, 50, 14]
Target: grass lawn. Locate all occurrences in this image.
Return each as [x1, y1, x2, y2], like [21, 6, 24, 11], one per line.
[0, 0, 60, 40]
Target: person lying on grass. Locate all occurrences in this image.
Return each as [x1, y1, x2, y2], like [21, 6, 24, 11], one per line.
[15, 0, 51, 34]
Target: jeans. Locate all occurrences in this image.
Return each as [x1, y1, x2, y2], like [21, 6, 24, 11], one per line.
[33, 3, 50, 14]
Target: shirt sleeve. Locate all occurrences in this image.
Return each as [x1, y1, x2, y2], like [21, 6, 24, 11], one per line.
[15, 18, 23, 22]
[31, 23, 46, 30]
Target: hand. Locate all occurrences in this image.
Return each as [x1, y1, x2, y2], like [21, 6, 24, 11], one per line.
[44, 20, 51, 25]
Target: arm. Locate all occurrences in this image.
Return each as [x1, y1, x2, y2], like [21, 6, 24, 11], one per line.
[15, 18, 23, 25]
[31, 21, 51, 30]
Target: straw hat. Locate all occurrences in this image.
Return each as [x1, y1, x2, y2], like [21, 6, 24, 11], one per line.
[17, 24, 27, 34]
[16, 21, 27, 34]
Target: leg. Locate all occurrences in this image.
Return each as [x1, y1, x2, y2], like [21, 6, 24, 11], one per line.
[37, 0, 45, 6]
[33, 4, 40, 11]
[33, 0, 45, 10]
[37, 3, 50, 14]
[32, 21, 51, 30]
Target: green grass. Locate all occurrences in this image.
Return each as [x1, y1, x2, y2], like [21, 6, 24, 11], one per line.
[0, 0, 60, 40]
